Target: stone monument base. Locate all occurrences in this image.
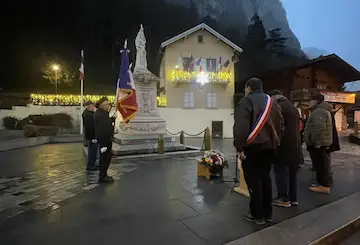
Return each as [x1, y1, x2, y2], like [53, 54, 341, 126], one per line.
[112, 133, 186, 156]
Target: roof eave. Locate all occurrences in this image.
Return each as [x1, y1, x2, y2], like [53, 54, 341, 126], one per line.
[159, 23, 243, 53]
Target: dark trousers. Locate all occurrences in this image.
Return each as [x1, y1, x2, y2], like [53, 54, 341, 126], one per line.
[308, 147, 331, 187]
[242, 149, 274, 220]
[87, 141, 98, 168]
[99, 145, 112, 177]
[274, 163, 298, 202]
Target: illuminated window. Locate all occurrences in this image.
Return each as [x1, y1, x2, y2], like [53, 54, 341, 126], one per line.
[207, 92, 217, 109]
[317, 84, 327, 89]
[206, 58, 216, 72]
[184, 92, 195, 108]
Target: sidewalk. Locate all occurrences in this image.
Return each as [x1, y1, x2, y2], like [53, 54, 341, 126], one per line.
[0, 140, 360, 244]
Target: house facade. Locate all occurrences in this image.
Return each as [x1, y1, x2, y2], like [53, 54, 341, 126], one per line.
[158, 23, 242, 138]
[260, 54, 359, 131]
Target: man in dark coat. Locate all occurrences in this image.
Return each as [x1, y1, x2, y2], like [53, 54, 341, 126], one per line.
[268, 90, 302, 208]
[233, 78, 284, 225]
[82, 101, 98, 171]
[94, 97, 114, 183]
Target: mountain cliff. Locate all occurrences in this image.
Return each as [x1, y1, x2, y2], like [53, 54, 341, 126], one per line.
[167, 0, 302, 53]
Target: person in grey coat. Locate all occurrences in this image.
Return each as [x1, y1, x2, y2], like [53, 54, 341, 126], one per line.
[305, 93, 333, 194]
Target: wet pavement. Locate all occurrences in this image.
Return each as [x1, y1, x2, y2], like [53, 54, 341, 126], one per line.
[0, 139, 360, 244]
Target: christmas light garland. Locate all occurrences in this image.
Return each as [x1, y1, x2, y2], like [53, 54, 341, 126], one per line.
[170, 70, 232, 83]
[30, 94, 167, 107]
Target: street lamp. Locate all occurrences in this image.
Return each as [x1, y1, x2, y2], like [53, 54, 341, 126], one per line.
[52, 64, 60, 94]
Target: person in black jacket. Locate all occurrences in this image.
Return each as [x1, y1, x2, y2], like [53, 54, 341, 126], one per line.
[268, 90, 302, 208]
[233, 78, 284, 225]
[82, 101, 98, 171]
[94, 97, 114, 183]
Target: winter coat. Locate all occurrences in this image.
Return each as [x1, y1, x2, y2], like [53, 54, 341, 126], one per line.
[328, 112, 340, 152]
[82, 109, 95, 140]
[94, 108, 114, 147]
[305, 101, 333, 147]
[233, 89, 284, 153]
[272, 94, 302, 166]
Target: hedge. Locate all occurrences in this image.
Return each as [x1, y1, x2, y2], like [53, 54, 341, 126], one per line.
[2, 113, 73, 130]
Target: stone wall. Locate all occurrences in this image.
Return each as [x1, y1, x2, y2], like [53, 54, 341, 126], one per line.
[0, 105, 234, 138]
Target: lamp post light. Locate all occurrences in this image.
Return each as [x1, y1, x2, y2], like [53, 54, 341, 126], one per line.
[52, 64, 60, 94]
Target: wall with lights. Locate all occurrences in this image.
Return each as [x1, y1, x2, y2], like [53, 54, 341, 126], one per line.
[161, 29, 235, 109]
[0, 104, 234, 137]
[29, 94, 167, 107]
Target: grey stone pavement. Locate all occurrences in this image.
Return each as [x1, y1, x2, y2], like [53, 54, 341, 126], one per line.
[0, 138, 360, 244]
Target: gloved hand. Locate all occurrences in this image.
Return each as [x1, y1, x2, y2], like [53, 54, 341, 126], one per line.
[91, 139, 97, 143]
[100, 147, 108, 153]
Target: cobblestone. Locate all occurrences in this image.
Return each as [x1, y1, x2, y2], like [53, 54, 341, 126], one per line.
[0, 144, 139, 221]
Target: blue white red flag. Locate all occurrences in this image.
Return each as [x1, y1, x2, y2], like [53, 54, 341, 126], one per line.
[79, 50, 84, 80]
[116, 40, 138, 123]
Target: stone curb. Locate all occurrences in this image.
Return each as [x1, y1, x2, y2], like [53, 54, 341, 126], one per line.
[82, 146, 203, 161]
[0, 135, 83, 152]
[311, 215, 360, 245]
[225, 192, 360, 245]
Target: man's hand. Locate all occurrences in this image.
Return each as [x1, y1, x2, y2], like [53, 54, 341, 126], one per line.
[315, 145, 321, 148]
[237, 152, 246, 169]
[91, 139, 97, 143]
[238, 152, 246, 160]
[100, 147, 108, 153]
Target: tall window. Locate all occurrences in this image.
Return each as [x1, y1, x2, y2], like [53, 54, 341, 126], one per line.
[206, 58, 216, 72]
[207, 92, 217, 109]
[184, 92, 195, 108]
[183, 57, 194, 72]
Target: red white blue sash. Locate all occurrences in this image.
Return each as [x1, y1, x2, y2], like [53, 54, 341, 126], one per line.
[246, 94, 273, 144]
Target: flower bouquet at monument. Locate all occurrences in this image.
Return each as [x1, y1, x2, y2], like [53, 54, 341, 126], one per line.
[200, 149, 228, 169]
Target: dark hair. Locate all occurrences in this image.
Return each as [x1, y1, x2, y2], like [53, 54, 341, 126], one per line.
[267, 89, 282, 96]
[245, 77, 263, 90]
[311, 92, 324, 102]
[84, 101, 93, 106]
[95, 97, 109, 108]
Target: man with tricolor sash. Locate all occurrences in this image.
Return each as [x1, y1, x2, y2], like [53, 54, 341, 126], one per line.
[233, 77, 284, 225]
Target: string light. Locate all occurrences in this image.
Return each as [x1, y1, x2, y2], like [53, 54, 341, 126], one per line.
[170, 70, 231, 83]
[30, 94, 167, 107]
[196, 71, 209, 85]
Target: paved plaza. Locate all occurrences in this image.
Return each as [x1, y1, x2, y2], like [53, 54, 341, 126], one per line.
[0, 139, 360, 244]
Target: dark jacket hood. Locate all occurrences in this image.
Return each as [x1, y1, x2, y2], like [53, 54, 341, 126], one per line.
[273, 94, 287, 102]
[313, 101, 332, 112]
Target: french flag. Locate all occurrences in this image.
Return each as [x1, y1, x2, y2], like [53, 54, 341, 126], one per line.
[79, 50, 84, 80]
[116, 40, 138, 123]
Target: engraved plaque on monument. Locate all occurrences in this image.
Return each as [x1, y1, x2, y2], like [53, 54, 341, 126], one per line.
[112, 24, 185, 155]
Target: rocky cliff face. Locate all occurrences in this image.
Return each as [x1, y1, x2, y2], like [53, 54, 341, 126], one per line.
[167, 0, 302, 53]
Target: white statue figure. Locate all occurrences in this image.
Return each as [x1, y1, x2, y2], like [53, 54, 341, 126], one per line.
[134, 24, 150, 73]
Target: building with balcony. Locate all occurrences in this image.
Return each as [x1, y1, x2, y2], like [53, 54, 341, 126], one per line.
[158, 23, 242, 138]
[259, 54, 360, 131]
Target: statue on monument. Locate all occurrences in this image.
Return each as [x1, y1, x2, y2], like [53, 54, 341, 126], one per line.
[134, 24, 150, 74]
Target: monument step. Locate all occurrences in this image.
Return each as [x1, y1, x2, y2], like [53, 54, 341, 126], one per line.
[112, 141, 186, 156]
[113, 133, 176, 145]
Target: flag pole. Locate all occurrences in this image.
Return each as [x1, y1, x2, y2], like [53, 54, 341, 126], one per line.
[80, 50, 84, 135]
